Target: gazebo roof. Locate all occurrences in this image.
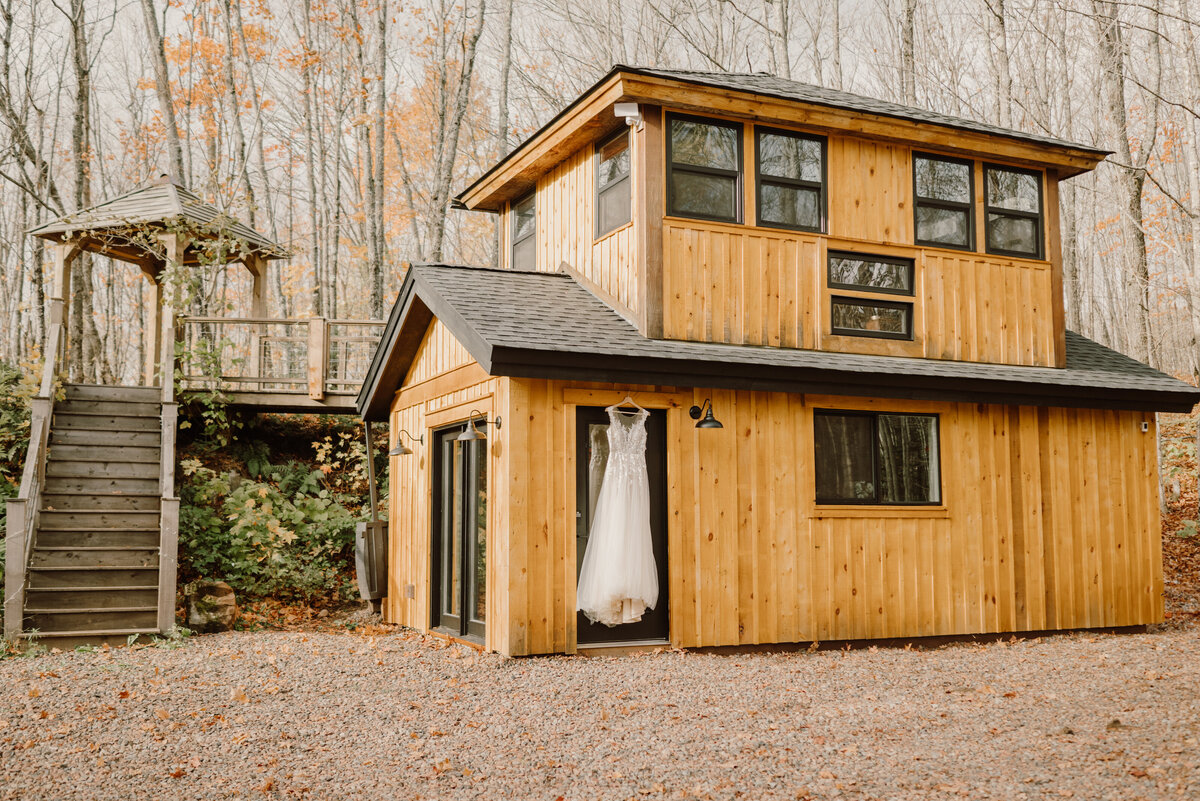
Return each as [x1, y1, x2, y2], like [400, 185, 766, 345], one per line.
[28, 177, 285, 265]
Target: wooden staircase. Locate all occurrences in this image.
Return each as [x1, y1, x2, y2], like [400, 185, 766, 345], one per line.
[21, 385, 167, 645]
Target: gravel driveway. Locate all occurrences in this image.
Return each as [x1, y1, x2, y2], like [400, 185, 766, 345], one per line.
[1, 628, 1197, 800]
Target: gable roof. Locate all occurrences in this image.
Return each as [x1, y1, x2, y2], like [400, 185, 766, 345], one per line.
[29, 179, 284, 260]
[357, 264, 1199, 420]
[455, 65, 1111, 211]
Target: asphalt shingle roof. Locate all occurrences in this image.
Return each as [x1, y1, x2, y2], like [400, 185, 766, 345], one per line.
[358, 264, 1199, 418]
[631, 66, 1108, 156]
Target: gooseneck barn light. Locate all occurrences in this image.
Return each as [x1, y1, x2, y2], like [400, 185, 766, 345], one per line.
[388, 429, 424, 456]
[457, 410, 502, 442]
[688, 399, 724, 429]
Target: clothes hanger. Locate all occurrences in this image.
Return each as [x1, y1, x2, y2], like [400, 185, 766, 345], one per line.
[607, 394, 646, 413]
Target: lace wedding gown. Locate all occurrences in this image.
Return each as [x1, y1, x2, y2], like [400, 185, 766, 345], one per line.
[576, 407, 659, 626]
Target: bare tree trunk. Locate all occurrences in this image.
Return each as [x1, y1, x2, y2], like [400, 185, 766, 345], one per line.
[983, 0, 1012, 127]
[369, 0, 387, 319]
[1092, 0, 1151, 363]
[139, 0, 184, 181]
[428, 0, 487, 261]
[830, 0, 843, 90]
[900, 0, 917, 104]
[301, 0, 322, 316]
[220, 0, 256, 227]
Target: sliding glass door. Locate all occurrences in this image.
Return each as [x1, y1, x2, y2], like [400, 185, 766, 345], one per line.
[431, 425, 486, 641]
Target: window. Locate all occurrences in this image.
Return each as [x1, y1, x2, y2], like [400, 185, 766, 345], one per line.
[666, 114, 742, 222]
[827, 252, 915, 340]
[984, 164, 1043, 258]
[755, 127, 825, 232]
[814, 411, 941, 505]
[913, 153, 973, 250]
[511, 192, 536, 271]
[595, 129, 631, 236]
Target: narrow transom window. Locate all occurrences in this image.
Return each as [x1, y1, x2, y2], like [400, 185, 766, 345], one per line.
[814, 411, 941, 505]
[830, 297, 913, 339]
[511, 192, 536, 271]
[828, 251, 914, 296]
[984, 164, 1043, 259]
[666, 114, 742, 223]
[755, 127, 825, 232]
[913, 153, 973, 250]
[595, 129, 631, 237]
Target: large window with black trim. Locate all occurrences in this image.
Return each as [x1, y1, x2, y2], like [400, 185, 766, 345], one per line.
[984, 163, 1043, 258]
[827, 251, 915, 340]
[511, 192, 536, 271]
[595, 129, 631, 236]
[755, 126, 825, 232]
[814, 411, 941, 505]
[666, 113, 742, 223]
[913, 152, 973, 250]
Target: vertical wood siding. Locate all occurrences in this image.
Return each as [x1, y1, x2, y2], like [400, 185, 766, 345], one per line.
[826, 136, 913, 245]
[501, 380, 1161, 655]
[529, 142, 640, 317]
[661, 220, 1057, 367]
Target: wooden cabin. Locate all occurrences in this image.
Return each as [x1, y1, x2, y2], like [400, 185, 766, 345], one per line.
[357, 66, 1200, 656]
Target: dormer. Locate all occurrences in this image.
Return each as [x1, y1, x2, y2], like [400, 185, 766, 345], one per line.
[454, 66, 1109, 369]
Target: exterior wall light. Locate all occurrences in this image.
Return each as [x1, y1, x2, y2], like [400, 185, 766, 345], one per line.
[689, 399, 724, 429]
[457, 410, 502, 442]
[388, 429, 424, 456]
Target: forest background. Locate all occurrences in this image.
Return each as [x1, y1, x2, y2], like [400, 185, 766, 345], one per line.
[0, 0, 1197, 387]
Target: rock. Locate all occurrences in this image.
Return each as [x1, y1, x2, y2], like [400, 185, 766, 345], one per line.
[185, 580, 237, 632]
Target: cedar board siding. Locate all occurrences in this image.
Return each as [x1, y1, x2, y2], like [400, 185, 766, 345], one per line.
[387, 322, 1162, 656]
[501, 115, 1062, 368]
[501, 139, 640, 320]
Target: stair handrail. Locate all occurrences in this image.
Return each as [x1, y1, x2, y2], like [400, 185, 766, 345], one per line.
[4, 298, 65, 640]
[157, 308, 180, 634]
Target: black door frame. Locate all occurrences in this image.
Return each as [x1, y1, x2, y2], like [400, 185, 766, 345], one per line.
[430, 423, 486, 642]
[575, 406, 670, 646]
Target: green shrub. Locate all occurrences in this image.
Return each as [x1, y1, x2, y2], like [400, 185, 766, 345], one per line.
[0, 361, 35, 568]
[179, 458, 360, 603]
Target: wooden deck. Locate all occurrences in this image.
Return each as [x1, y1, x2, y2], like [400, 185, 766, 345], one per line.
[177, 316, 384, 412]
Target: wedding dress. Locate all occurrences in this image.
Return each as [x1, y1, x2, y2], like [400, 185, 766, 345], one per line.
[576, 406, 659, 626]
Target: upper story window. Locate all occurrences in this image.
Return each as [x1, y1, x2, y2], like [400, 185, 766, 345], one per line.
[595, 129, 631, 237]
[913, 153, 973, 250]
[666, 114, 742, 223]
[511, 192, 536, 271]
[984, 164, 1043, 259]
[814, 411, 941, 505]
[755, 127, 825, 232]
[827, 251, 915, 340]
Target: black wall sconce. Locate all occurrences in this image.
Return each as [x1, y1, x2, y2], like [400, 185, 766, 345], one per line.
[388, 429, 424, 456]
[458, 410, 502, 442]
[689, 398, 723, 429]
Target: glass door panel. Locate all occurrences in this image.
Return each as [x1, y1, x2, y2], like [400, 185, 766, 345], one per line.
[433, 425, 487, 642]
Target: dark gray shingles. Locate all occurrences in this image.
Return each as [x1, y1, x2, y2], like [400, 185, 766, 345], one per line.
[627, 66, 1108, 157]
[411, 263, 1197, 402]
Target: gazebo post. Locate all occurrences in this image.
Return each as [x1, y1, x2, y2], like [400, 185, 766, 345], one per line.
[244, 254, 267, 383]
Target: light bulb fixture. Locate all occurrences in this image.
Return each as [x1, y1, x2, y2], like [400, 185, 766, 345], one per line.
[388, 429, 424, 456]
[688, 398, 724, 429]
[457, 410, 502, 442]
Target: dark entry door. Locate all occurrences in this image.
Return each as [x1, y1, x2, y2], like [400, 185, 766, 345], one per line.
[431, 424, 486, 641]
[576, 406, 669, 645]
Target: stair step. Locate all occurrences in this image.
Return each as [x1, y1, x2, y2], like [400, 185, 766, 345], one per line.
[25, 608, 159, 633]
[41, 491, 160, 510]
[57, 399, 161, 418]
[28, 567, 159, 588]
[46, 460, 159, 480]
[51, 429, 161, 448]
[53, 413, 159, 432]
[31, 547, 159, 568]
[19, 630, 161, 650]
[36, 530, 160, 549]
[39, 510, 160, 528]
[63, 384, 161, 403]
[49, 444, 160, 464]
[24, 587, 159, 609]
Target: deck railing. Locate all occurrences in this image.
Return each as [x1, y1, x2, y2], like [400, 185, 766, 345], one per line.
[4, 298, 64, 639]
[177, 317, 385, 400]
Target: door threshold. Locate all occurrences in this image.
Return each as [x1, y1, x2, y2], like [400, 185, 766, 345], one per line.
[577, 638, 671, 656]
